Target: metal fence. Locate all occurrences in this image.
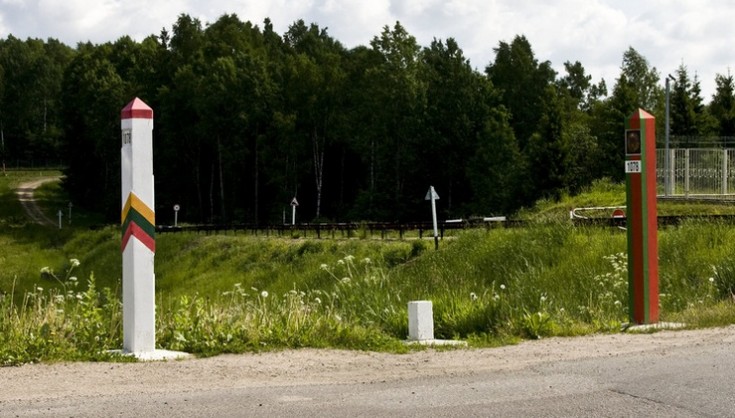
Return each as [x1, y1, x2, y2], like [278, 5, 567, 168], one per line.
[656, 148, 735, 199]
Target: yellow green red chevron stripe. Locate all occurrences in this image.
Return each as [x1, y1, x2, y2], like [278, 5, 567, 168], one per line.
[121, 192, 155, 253]
[122, 192, 154, 225]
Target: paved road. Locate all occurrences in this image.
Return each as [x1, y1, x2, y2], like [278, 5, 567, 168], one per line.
[14, 177, 60, 226]
[1, 327, 734, 417]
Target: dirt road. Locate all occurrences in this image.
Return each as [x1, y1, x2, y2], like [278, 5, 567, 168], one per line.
[15, 177, 61, 226]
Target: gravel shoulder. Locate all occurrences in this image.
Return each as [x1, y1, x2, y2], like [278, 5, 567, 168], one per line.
[1, 326, 733, 402]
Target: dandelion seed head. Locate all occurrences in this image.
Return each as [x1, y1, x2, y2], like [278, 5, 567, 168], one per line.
[709, 277, 715, 283]
[261, 290, 269, 298]
[500, 284, 506, 290]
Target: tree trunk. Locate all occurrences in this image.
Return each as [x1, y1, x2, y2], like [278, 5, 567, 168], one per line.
[218, 139, 226, 222]
[312, 128, 324, 220]
[253, 135, 259, 226]
[209, 162, 214, 223]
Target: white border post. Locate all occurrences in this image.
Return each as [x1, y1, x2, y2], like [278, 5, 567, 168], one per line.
[121, 98, 156, 355]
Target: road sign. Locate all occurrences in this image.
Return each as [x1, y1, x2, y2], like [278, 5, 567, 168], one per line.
[290, 197, 298, 225]
[173, 204, 180, 211]
[425, 187, 440, 200]
[426, 186, 440, 250]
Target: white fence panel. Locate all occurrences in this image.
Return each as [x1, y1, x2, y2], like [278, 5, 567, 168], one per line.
[656, 148, 735, 199]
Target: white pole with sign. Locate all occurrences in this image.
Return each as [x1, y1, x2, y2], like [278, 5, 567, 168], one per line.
[425, 186, 440, 250]
[173, 204, 180, 227]
[290, 197, 299, 225]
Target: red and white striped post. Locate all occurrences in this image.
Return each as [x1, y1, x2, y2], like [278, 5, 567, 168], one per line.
[625, 109, 659, 324]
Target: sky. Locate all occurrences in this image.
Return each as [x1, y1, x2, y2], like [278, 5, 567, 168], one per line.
[1, 0, 734, 101]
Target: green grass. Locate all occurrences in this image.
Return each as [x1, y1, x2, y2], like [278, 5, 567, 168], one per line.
[2, 174, 735, 364]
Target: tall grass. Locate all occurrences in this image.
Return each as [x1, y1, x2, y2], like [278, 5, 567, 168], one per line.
[3, 174, 735, 364]
[3, 221, 735, 365]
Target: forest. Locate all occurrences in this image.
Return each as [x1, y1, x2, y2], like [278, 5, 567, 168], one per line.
[0, 13, 733, 224]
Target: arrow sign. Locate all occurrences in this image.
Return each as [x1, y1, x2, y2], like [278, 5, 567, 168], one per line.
[426, 186, 440, 250]
[425, 187, 440, 200]
[290, 197, 299, 207]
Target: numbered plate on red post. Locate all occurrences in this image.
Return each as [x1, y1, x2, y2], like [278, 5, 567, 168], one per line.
[625, 160, 642, 173]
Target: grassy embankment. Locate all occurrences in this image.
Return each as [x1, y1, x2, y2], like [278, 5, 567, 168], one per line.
[2, 174, 735, 364]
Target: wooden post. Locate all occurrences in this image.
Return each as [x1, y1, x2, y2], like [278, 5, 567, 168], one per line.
[625, 109, 659, 324]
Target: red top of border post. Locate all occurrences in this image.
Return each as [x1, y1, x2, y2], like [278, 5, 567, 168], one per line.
[121, 97, 153, 120]
[627, 108, 654, 127]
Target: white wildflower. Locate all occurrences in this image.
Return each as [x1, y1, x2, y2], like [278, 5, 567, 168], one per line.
[40, 267, 51, 274]
[320, 263, 329, 270]
[69, 259, 80, 267]
[314, 297, 322, 304]
[344, 255, 355, 262]
[261, 290, 269, 298]
[500, 284, 506, 290]
[362, 257, 371, 264]
[337, 259, 345, 265]
[470, 292, 478, 301]
[709, 277, 716, 283]
[341, 277, 351, 284]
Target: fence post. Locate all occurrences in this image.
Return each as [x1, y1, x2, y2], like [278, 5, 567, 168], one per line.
[669, 148, 676, 194]
[723, 149, 729, 195]
[685, 149, 690, 198]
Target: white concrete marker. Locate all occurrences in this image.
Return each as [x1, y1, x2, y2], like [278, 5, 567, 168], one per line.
[120, 98, 188, 360]
[408, 301, 434, 341]
[406, 301, 467, 347]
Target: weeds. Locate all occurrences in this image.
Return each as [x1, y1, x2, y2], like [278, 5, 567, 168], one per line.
[3, 222, 735, 364]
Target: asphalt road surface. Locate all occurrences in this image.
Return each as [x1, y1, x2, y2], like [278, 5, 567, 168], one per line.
[2, 326, 734, 417]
